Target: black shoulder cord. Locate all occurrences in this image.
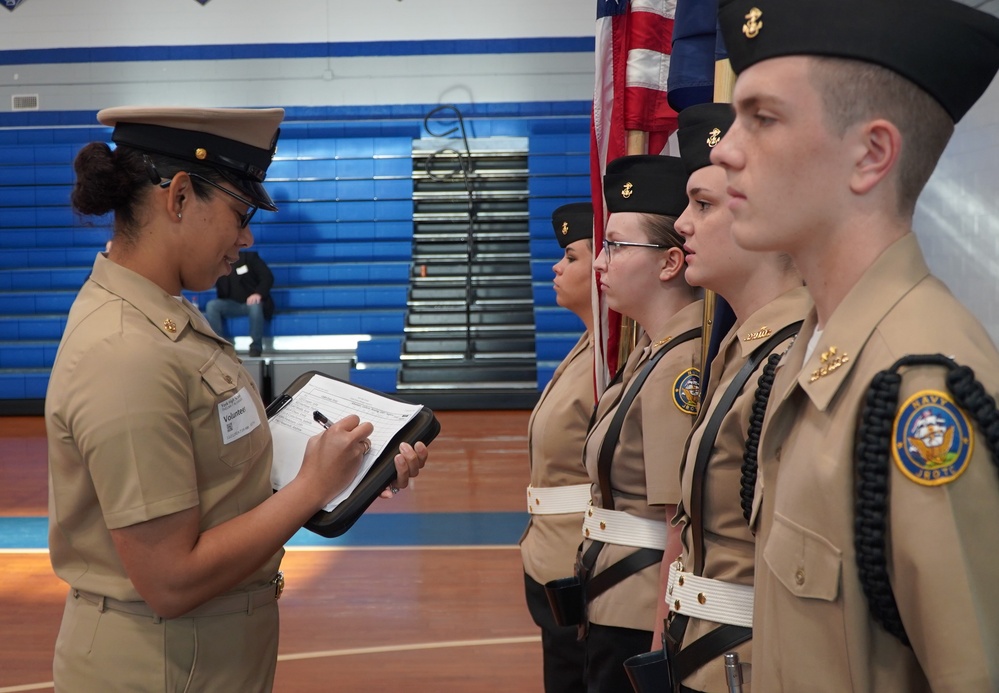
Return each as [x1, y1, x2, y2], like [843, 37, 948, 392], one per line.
[740, 324, 810, 528]
[855, 353, 999, 648]
[740, 353, 781, 525]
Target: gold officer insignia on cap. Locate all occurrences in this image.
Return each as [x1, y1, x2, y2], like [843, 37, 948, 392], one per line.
[743, 7, 763, 39]
[622, 182, 634, 199]
[195, 147, 208, 160]
[810, 346, 850, 382]
[706, 128, 722, 147]
[743, 325, 773, 341]
[561, 221, 569, 236]
[163, 318, 177, 333]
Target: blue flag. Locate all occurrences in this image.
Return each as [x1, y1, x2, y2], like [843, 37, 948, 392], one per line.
[666, 0, 721, 111]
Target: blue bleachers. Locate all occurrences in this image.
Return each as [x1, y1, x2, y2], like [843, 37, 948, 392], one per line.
[0, 116, 593, 403]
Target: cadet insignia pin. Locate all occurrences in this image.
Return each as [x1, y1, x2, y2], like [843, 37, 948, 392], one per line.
[163, 318, 177, 333]
[892, 390, 973, 486]
[743, 7, 763, 39]
[706, 127, 722, 147]
[561, 221, 569, 236]
[743, 325, 773, 341]
[622, 182, 633, 199]
[672, 367, 701, 415]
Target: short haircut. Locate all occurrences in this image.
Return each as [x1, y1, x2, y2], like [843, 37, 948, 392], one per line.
[808, 56, 954, 216]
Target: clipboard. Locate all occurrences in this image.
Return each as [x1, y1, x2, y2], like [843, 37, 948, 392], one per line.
[265, 370, 440, 538]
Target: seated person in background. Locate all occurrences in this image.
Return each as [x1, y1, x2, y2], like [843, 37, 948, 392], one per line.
[206, 250, 274, 357]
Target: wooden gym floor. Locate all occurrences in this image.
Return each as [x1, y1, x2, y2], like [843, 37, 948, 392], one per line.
[0, 410, 544, 693]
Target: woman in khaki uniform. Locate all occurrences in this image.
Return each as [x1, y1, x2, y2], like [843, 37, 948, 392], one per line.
[46, 107, 427, 692]
[579, 155, 702, 692]
[710, 1, 999, 690]
[521, 202, 596, 693]
[658, 103, 810, 693]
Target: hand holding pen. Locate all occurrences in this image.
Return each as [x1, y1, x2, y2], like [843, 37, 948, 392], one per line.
[313, 410, 427, 498]
[314, 410, 371, 455]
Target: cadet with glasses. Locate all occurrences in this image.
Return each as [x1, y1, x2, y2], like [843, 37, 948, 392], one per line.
[576, 154, 702, 692]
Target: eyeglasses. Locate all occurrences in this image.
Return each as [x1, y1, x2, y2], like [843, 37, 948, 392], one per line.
[601, 238, 669, 263]
[158, 172, 258, 228]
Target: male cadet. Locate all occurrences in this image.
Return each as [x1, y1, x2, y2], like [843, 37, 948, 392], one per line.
[710, 0, 999, 691]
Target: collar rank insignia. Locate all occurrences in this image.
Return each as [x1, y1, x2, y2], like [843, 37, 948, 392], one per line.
[561, 221, 569, 236]
[163, 318, 177, 333]
[810, 345, 849, 382]
[622, 182, 634, 199]
[743, 7, 763, 39]
[744, 325, 773, 341]
[672, 367, 701, 415]
[893, 390, 973, 486]
[706, 128, 722, 147]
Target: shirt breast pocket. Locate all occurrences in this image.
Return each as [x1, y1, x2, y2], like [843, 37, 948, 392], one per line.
[200, 351, 262, 469]
[763, 512, 842, 601]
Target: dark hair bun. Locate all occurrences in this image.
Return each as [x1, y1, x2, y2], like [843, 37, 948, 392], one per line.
[71, 142, 142, 217]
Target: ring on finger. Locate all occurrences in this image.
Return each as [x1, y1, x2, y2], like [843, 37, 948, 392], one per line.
[361, 439, 371, 454]
[390, 485, 399, 494]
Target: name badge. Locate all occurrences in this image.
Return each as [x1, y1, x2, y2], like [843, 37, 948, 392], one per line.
[217, 387, 261, 444]
[236, 265, 249, 275]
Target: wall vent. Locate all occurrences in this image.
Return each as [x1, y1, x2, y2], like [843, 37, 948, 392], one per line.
[12, 94, 39, 111]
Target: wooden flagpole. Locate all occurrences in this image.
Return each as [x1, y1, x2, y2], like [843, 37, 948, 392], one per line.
[699, 59, 737, 380]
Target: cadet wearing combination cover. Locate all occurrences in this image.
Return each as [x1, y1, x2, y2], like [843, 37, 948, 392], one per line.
[46, 107, 428, 692]
[659, 103, 810, 693]
[580, 155, 702, 692]
[711, 1, 999, 690]
[521, 202, 596, 693]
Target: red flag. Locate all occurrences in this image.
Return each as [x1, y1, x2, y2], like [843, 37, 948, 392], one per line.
[591, 0, 679, 390]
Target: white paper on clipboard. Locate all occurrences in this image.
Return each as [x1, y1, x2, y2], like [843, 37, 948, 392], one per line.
[268, 374, 422, 511]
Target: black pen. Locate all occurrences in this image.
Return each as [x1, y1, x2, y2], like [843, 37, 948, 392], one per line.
[313, 410, 331, 429]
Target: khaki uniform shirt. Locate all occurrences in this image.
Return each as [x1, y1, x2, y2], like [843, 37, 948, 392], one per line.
[674, 287, 811, 692]
[521, 332, 596, 584]
[583, 300, 703, 631]
[752, 234, 999, 692]
[47, 253, 281, 602]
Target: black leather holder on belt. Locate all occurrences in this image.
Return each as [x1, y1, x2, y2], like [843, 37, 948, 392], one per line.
[624, 647, 673, 693]
[543, 540, 604, 628]
[543, 575, 585, 628]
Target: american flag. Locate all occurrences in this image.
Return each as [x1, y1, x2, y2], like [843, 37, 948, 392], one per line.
[591, 0, 679, 389]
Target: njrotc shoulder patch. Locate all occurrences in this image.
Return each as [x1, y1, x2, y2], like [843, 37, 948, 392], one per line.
[672, 367, 701, 415]
[892, 390, 973, 486]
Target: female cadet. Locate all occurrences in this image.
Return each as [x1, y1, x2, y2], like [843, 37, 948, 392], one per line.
[579, 155, 702, 692]
[520, 202, 596, 693]
[656, 103, 810, 693]
[45, 106, 428, 692]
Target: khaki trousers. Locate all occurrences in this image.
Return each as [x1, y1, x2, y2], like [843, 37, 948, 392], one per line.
[53, 589, 279, 692]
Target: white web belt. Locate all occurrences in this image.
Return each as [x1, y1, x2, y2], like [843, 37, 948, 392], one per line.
[526, 483, 591, 515]
[581, 505, 667, 551]
[666, 560, 754, 628]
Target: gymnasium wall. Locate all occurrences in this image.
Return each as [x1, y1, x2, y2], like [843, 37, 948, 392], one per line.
[1, 0, 997, 346]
